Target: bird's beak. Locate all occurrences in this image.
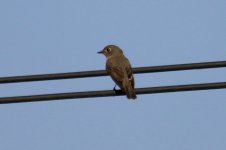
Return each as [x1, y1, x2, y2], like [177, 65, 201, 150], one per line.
[97, 50, 104, 54]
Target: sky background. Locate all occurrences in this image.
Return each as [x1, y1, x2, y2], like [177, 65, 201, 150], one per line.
[0, 0, 226, 149]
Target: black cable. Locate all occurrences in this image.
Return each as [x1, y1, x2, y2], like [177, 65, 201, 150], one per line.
[0, 82, 225, 104]
[0, 60, 226, 84]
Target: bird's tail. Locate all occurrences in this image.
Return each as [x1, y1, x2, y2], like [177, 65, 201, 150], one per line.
[123, 79, 137, 100]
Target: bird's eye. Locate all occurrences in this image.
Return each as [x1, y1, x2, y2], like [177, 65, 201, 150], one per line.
[106, 48, 111, 53]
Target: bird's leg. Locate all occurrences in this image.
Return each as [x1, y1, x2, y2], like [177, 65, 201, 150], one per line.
[113, 84, 121, 95]
[113, 84, 117, 91]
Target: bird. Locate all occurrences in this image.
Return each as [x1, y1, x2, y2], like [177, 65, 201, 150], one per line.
[98, 45, 137, 99]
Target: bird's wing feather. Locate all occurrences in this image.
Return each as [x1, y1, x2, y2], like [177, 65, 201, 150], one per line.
[106, 60, 125, 89]
[107, 57, 135, 86]
[125, 62, 135, 88]
[107, 65, 124, 81]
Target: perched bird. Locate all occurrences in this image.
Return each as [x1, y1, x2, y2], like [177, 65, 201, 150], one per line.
[98, 45, 137, 99]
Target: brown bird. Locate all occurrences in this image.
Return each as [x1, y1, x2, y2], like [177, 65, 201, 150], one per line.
[98, 45, 137, 99]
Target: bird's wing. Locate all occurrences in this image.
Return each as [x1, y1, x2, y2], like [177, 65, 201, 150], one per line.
[107, 65, 124, 81]
[106, 60, 125, 89]
[125, 64, 135, 88]
[106, 57, 135, 89]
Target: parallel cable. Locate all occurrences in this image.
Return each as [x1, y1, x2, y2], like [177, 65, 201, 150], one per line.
[0, 82, 226, 104]
[0, 60, 226, 84]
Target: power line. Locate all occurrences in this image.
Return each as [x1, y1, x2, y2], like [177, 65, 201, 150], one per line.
[0, 82, 225, 104]
[0, 60, 226, 84]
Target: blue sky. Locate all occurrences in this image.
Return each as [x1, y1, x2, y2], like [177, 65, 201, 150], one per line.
[0, 0, 226, 149]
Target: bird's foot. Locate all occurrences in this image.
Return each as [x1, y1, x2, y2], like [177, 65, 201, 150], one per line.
[113, 85, 123, 95]
[113, 85, 117, 91]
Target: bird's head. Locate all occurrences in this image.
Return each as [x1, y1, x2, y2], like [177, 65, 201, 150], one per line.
[98, 45, 123, 58]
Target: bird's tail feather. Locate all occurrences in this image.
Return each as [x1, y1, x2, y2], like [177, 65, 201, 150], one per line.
[123, 79, 137, 100]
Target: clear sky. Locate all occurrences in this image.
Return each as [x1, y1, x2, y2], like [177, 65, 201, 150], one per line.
[0, 0, 226, 149]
